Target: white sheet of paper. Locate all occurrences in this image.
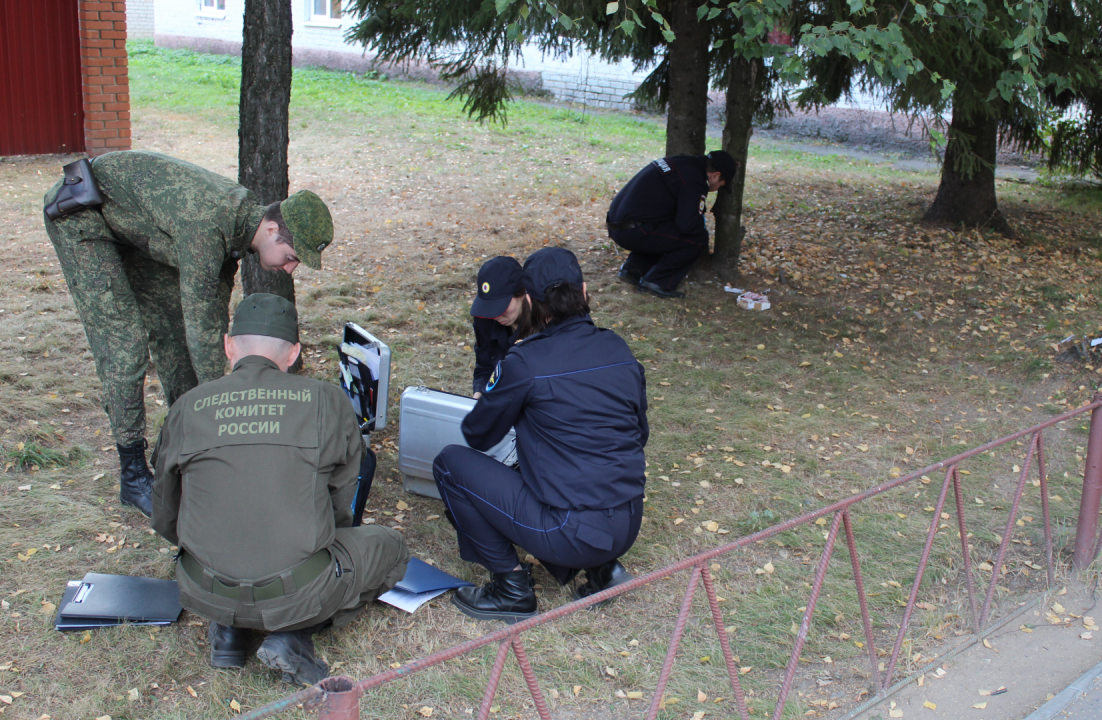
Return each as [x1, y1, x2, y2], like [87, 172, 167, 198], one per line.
[378, 586, 449, 613]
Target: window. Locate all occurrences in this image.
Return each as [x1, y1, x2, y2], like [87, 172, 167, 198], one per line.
[198, 0, 226, 18]
[307, 0, 343, 26]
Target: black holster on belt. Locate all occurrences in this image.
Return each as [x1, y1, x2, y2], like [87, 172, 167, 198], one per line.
[44, 159, 103, 221]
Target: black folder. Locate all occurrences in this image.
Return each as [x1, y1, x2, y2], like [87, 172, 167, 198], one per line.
[56, 573, 182, 630]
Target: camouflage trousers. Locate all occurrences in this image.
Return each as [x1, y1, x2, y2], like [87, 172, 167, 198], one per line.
[44, 181, 215, 445]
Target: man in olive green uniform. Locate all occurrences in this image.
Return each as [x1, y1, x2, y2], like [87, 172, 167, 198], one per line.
[42, 150, 334, 518]
[152, 294, 410, 685]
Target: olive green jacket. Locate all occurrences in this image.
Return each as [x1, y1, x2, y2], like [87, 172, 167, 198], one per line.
[89, 150, 267, 384]
[152, 356, 362, 581]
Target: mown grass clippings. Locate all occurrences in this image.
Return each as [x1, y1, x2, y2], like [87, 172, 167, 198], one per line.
[0, 39, 1099, 719]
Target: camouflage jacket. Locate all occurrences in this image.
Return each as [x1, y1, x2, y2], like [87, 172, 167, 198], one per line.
[89, 151, 267, 383]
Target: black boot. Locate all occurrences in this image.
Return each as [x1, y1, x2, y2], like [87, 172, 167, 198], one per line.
[257, 630, 329, 686]
[117, 439, 153, 517]
[637, 279, 685, 299]
[617, 263, 642, 286]
[573, 559, 633, 607]
[452, 564, 538, 624]
[208, 622, 248, 668]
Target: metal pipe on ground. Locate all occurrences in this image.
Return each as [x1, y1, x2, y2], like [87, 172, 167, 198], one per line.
[315, 677, 360, 720]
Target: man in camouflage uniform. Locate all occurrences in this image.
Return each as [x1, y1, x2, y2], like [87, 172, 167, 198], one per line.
[42, 150, 333, 517]
[152, 294, 410, 685]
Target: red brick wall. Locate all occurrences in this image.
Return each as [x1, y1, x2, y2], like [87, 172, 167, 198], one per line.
[78, 0, 131, 156]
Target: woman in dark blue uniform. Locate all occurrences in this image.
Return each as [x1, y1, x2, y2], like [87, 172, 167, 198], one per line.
[433, 247, 649, 623]
[470, 256, 527, 397]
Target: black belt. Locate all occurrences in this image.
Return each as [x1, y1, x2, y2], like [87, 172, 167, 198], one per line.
[606, 220, 650, 233]
[178, 548, 332, 603]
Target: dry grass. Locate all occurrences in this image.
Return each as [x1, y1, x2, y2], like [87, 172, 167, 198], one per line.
[0, 42, 1100, 719]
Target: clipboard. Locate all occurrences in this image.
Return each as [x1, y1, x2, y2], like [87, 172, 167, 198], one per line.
[377, 558, 473, 613]
[59, 573, 182, 625]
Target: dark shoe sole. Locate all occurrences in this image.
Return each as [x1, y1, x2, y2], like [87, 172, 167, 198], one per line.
[451, 593, 538, 625]
[210, 651, 246, 669]
[572, 569, 634, 608]
[257, 640, 329, 686]
[636, 284, 685, 300]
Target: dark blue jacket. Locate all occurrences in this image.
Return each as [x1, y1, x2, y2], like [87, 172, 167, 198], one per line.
[607, 155, 710, 242]
[472, 317, 516, 394]
[461, 315, 648, 511]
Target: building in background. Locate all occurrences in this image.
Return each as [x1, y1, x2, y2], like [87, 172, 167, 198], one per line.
[150, 0, 649, 110]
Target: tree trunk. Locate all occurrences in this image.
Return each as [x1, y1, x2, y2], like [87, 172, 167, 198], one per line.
[705, 56, 761, 281]
[924, 94, 1012, 235]
[239, 0, 295, 301]
[664, 0, 710, 156]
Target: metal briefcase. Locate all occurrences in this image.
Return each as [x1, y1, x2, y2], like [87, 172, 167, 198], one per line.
[397, 386, 516, 499]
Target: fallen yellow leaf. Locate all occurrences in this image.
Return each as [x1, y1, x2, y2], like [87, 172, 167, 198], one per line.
[187, 686, 198, 698]
[230, 699, 242, 713]
[764, 561, 775, 574]
[419, 707, 433, 717]
[972, 702, 987, 709]
[923, 700, 937, 710]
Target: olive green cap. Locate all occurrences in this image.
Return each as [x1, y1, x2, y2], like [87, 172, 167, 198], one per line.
[280, 190, 333, 270]
[230, 293, 299, 344]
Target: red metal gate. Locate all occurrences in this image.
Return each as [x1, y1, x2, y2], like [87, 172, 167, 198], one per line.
[0, 0, 85, 156]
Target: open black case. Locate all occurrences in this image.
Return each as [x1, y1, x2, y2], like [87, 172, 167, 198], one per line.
[337, 322, 391, 526]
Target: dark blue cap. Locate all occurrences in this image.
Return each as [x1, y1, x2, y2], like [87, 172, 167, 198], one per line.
[471, 256, 523, 318]
[521, 247, 584, 301]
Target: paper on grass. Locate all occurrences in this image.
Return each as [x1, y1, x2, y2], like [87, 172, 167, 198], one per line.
[379, 586, 450, 613]
[377, 558, 473, 613]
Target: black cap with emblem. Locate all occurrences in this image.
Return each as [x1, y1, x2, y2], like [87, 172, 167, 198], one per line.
[521, 246, 584, 301]
[471, 256, 523, 318]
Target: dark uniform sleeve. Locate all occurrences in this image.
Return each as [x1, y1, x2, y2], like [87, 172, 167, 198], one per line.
[637, 362, 650, 448]
[674, 180, 707, 238]
[320, 386, 363, 529]
[461, 350, 533, 451]
[471, 318, 496, 394]
[151, 408, 184, 545]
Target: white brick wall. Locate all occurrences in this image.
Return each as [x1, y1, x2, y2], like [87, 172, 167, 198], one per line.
[126, 0, 155, 38]
[150, 2, 887, 112]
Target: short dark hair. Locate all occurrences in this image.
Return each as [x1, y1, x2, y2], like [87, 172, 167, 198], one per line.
[263, 202, 294, 247]
[524, 283, 589, 334]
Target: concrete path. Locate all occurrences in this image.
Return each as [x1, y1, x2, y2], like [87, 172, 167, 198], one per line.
[750, 136, 1042, 183]
[849, 581, 1102, 720]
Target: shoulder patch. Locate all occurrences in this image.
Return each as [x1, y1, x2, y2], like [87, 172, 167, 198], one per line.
[653, 157, 672, 173]
[485, 361, 502, 392]
[699, 195, 707, 214]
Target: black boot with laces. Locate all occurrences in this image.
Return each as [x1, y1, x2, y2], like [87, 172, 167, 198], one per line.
[452, 563, 538, 624]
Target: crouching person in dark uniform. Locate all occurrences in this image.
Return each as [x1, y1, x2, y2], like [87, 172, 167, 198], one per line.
[606, 150, 736, 299]
[152, 294, 410, 684]
[433, 247, 649, 623]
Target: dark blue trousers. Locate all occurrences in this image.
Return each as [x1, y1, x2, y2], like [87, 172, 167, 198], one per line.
[609, 220, 707, 292]
[433, 445, 642, 583]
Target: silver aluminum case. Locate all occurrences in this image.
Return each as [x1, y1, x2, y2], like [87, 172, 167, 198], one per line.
[397, 386, 516, 499]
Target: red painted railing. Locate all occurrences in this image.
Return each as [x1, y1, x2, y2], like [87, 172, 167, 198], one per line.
[238, 393, 1102, 720]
